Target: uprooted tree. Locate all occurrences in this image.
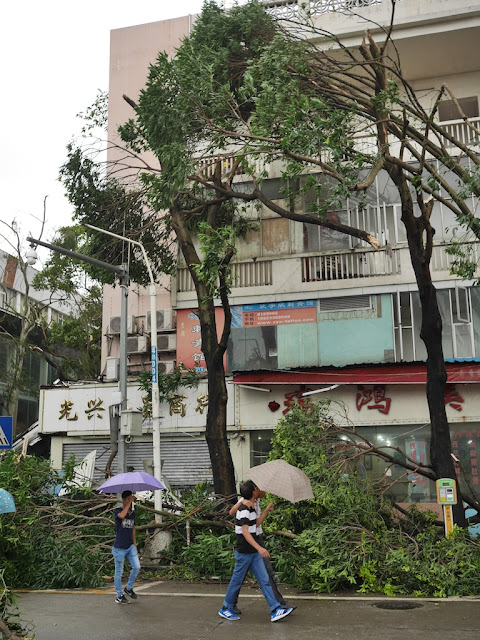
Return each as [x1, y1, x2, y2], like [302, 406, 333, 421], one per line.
[59, 0, 480, 517]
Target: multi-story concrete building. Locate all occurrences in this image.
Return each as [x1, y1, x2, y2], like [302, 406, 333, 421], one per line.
[38, 0, 480, 510]
[0, 250, 71, 435]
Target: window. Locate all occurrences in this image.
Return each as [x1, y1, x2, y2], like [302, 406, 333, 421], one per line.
[438, 97, 479, 122]
[250, 430, 273, 467]
[319, 295, 371, 313]
[393, 288, 475, 362]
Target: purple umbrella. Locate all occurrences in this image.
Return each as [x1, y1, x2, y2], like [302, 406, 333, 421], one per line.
[97, 471, 165, 494]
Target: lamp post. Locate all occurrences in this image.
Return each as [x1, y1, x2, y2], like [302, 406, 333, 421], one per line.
[84, 225, 163, 520]
[26, 235, 130, 473]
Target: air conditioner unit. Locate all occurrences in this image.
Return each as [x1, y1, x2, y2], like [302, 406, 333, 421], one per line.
[108, 315, 136, 335]
[157, 334, 176, 352]
[127, 335, 149, 354]
[157, 360, 176, 374]
[146, 309, 176, 332]
[105, 357, 120, 381]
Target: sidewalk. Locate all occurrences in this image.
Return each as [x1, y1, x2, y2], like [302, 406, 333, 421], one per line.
[18, 580, 480, 640]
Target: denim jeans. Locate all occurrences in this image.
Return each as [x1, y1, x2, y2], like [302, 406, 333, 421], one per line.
[232, 534, 286, 606]
[223, 550, 281, 612]
[112, 544, 140, 597]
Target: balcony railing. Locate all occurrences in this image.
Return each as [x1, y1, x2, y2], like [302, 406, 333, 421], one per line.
[196, 155, 245, 180]
[439, 117, 480, 149]
[302, 247, 400, 282]
[431, 241, 480, 273]
[176, 259, 273, 293]
[263, 0, 382, 19]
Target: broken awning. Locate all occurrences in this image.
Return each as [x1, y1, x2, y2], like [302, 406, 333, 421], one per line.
[232, 362, 480, 386]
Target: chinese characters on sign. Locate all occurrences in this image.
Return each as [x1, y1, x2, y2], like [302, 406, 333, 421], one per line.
[445, 384, 464, 411]
[169, 394, 187, 417]
[241, 301, 317, 328]
[355, 385, 391, 415]
[168, 393, 210, 417]
[176, 308, 226, 372]
[59, 398, 105, 422]
[452, 428, 479, 486]
[282, 388, 313, 415]
[195, 393, 209, 414]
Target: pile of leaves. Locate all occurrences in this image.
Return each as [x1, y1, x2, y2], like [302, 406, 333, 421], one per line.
[174, 404, 480, 597]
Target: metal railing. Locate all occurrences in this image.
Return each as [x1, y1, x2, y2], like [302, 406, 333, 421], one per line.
[438, 117, 480, 148]
[301, 247, 401, 282]
[263, 0, 382, 19]
[176, 259, 273, 293]
[431, 241, 480, 273]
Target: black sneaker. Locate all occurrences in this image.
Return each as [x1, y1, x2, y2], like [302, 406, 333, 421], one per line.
[124, 587, 138, 600]
[115, 594, 129, 604]
[232, 606, 242, 615]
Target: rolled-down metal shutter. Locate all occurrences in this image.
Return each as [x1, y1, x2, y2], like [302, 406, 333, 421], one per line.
[62, 440, 212, 489]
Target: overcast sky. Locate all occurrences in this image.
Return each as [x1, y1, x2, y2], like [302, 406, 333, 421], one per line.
[0, 0, 217, 257]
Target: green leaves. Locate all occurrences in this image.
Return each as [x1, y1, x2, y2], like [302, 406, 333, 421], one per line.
[190, 223, 237, 298]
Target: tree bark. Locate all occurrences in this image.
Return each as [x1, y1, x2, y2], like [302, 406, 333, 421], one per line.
[171, 203, 236, 499]
[388, 164, 466, 527]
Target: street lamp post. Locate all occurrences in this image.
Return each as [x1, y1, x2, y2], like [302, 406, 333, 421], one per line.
[26, 236, 130, 474]
[84, 225, 163, 520]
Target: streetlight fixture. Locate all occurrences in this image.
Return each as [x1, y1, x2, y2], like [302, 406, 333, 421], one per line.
[84, 224, 163, 520]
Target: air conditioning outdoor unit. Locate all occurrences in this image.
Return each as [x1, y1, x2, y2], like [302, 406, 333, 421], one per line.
[146, 309, 176, 332]
[105, 357, 120, 381]
[108, 315, 136, 335]
[127, 335, 150, 354]
[157, 360, 176, 374]
[157, 334, 177, 352]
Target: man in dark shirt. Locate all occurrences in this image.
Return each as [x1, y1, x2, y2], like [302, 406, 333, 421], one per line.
[218, 481, 294, 623]
[112, 490, 140, 604]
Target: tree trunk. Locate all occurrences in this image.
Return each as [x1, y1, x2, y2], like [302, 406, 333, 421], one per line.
[171, 204, 236, 499]
[388, 165, 466, 527]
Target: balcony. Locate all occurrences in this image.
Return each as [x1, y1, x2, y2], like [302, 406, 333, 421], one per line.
[175, 242, 479, 307]
[439, 117, 480, 149]
[263, 0, 382, 20]
[302, 247, 400, 282]
[176, 259, 273, 293]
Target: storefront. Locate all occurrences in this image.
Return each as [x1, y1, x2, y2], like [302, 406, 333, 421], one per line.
[232, 362, 480, 506]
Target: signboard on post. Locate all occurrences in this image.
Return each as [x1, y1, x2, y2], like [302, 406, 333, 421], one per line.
[0, 417, 13, 449]
[436, 478, 458, 537]
[151, 345, 157, 384]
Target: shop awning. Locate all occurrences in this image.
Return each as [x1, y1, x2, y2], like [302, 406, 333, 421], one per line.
[232, 362, 480, 386]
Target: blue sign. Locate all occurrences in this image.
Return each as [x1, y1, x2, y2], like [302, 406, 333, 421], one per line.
[151, 345, 157, 384]
[242, 300, 316, 312]
[0, 417, 13, 449]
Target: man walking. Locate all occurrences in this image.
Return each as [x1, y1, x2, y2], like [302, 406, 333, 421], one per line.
[112, 490, 140, 604]
[229, 484, 291, 612]
[219, 481, 294, 622]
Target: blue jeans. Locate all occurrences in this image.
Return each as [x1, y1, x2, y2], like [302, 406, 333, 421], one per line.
[112, 544, 140, 597]
[223, 550, 281, 612]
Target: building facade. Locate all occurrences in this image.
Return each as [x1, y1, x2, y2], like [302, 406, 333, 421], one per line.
[0, 251, 72, 434]
[37, 0, 480, 507]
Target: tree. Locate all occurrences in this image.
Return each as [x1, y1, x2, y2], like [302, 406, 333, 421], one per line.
[0, 217, 102, 434]
[60, 1, 479, 517]
[33, 225, 103, 381]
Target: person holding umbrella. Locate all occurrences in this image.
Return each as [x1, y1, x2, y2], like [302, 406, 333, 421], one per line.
[112, 490, 140, 604]
[98, 470, 166, 604]
[228, 483, 290, 613]
[218, 480, 293, 623]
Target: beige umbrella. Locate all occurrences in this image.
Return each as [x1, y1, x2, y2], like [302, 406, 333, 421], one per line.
[246, 459, 314, 503]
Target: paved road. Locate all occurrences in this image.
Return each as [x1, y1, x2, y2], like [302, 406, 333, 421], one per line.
[17, 581, 480, 640]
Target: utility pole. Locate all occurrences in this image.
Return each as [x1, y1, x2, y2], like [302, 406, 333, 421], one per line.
[26, 236, 130, 473]
[84, 225, 163, 520]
